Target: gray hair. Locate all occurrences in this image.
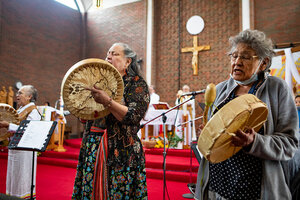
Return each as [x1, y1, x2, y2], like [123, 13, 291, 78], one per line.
[113, 43, 142, 76]
[149, 85, 155, 90]
[182, 85, 190, 90]
[229, 29, 275, 70]
[22, 85, 38, 102]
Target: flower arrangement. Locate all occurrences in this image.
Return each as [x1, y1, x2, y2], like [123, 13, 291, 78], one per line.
[152, 136, 168, 148]
[166, 131, 183, 148]
[145, 131, 183, 149]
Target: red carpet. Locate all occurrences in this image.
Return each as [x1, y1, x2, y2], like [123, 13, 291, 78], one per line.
[0, 139, 199, 199]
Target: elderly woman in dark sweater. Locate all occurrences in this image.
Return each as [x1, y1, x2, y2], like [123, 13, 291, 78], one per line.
[195, 30, 298, 200]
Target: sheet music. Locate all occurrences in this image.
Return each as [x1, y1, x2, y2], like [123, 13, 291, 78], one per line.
[17, 121, 54, 149]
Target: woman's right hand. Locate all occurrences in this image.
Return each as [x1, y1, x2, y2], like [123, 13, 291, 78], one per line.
[85, 85, 112, 106]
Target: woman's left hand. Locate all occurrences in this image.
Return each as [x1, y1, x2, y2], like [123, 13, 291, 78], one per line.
[85, 85, 111, 106]
[232, 127, 256, 147]
[0, 121, 9, 128]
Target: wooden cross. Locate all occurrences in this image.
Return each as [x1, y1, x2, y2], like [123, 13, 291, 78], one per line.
[181, 36, 210, 76]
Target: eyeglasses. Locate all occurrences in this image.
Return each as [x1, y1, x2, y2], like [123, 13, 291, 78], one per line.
[16, 91, 24, 96]
[229, 53, 258, 63]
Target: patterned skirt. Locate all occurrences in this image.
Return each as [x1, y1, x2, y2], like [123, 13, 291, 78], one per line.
[108, 165, 148, 200]
[93, 133, 148, 200]
[72, 133, 102, 200]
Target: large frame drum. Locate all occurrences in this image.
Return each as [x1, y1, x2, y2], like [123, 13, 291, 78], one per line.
[61, 58, 124, 120]
[197, 94, 268, 163]
[0, 103, 19, 142]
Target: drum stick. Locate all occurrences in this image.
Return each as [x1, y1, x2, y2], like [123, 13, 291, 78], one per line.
[203, 83, 216, 125]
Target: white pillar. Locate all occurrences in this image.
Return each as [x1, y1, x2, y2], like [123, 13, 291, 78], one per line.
[146, 0, 153, 85]
[242, 0, 250, 30]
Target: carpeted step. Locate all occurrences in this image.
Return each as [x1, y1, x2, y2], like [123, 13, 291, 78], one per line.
[0, 152, 8, 159]
[1, 152, 78, 169]
[37, 157, 78, 169]
[146, 168, 198, 183]
[40, 148, 79, 161]
[64, 138, 82, 149]
[64, 139, 198, 159]
[144, 148, 197, 158]
[0, 146, 8, 153]
[147, 178, 192, 200]
[145, 154, 199, 173]
[0, 146, 80, 161]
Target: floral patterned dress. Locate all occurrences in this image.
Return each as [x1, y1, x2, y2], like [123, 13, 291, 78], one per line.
[94, 72, 150, 199]
[72, 119, 106, 200]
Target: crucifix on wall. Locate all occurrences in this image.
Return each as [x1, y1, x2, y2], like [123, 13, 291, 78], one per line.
[181, 16, 210, 76]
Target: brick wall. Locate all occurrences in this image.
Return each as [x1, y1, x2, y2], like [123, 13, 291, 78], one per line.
[153, 0, 300, 107]
[0, 0, 82, 134]
[85, 1, 147, 74]
[153, 0, 240, 107]
[254, 0, 300, 44]
[0, 0, 81, 106]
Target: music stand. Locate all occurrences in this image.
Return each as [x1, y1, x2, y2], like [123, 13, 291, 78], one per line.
[141, 96, 195, 200]
[8, 120, 57, 200]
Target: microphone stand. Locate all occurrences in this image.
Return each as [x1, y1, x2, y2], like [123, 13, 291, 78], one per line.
[141, 95, 196, 200]
[177, 116, 203, 127]
[177, 108, 205, 199]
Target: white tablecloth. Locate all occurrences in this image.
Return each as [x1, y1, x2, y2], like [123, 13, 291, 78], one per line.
[139, 109, 192, 146]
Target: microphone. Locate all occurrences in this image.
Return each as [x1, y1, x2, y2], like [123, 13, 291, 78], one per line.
[181, 89, 206, 96]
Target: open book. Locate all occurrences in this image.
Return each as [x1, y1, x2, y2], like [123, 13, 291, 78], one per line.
[152, 102, 170, 110]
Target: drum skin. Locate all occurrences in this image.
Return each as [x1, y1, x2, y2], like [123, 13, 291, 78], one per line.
[0, 103, 19, 141]
[197, 94, 268, 163]
[61, 58, 124, 120]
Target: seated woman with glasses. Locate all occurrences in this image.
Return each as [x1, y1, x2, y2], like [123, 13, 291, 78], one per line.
[194, 29, 298, 200]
